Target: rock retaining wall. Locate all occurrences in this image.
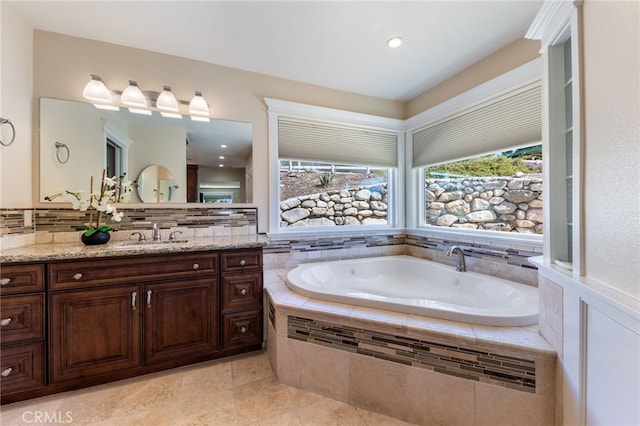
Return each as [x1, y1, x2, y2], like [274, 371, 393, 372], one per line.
[280, 187, 388, 227]
[279, 173, 543, 233]
[426, 173, 543, 233]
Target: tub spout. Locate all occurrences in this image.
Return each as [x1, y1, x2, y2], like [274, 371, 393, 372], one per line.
[446, 246, 467, 272]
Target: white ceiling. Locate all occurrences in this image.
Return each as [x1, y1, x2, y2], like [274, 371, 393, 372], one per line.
[8, 0, 542, 101]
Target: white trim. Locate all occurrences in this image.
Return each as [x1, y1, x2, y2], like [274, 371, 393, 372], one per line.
[525, 0, 574, 48]
[102, 120, 133, 178]
[265, 98, 404, 234]
[410, 226, 543, 253]
[405, 58, 542, 130]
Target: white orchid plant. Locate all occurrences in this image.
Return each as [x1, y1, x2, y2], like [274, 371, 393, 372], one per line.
[45, 170, 133, 237]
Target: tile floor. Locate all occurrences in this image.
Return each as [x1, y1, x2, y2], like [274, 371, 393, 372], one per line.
[0, 351, 415, 426]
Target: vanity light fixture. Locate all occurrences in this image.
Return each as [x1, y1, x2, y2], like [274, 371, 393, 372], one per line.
[156, 86, 182, 119]
[82, 75, 119, 111]
[121, 80, 150, 115]
[189, 91, 210, 122]
[386, 36, 404, 48]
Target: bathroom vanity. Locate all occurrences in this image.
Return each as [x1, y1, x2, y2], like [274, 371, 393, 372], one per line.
[0, 239, 264, 404]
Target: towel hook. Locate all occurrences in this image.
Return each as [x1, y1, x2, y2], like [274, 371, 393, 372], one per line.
[55, 141, 70, 164]
[0, 117, 16, 147]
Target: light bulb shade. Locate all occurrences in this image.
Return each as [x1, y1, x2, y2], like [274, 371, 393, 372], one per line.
[121, 81, 147, 107]
[189, 91, 210, 117]
[156, 86, 179, 112]
[83, 75, 112, 103]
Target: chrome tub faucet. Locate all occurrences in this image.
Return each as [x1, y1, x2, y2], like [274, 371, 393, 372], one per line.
[446, 246, 467, 272]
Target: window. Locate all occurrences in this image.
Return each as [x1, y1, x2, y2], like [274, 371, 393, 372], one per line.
[279, 160, 390, 227]
[423, 144, 543, 233]
[526, 2, 583, 273]
[266, 98, 403, 232]
[407, 59, 543, 238]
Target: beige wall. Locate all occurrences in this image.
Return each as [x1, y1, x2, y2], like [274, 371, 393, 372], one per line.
[0, 3, 33, 208]
[28, 30, 404, 232]
[406, 38, 540, 118]
[582, 0, 640, 299]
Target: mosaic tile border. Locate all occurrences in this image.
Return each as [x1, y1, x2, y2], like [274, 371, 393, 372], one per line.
[287, 315, 537, 394]
[405, 234, 539, 269]
[0, 209, 34, 235]
[31, 207, 258, 234]
[264, 233, 406, 254]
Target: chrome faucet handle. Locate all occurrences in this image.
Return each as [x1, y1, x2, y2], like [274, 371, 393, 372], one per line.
[152, 223, 162, 241]
[168, 231, 182, 241]
[131, 232, 146, 242]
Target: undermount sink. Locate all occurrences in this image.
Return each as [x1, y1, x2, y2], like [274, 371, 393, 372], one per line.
[113, 240, 189, 249]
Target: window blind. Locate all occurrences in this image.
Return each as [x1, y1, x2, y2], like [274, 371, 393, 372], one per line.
[278, 117, 398, 167]
[412, 82, 542, 167]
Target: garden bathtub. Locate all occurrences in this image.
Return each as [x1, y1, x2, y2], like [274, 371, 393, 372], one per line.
[286, 255, 538, 326]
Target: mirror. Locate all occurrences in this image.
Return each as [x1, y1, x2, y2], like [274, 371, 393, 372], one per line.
[39, 98, 253, 204]
[137, 164, 176, 203]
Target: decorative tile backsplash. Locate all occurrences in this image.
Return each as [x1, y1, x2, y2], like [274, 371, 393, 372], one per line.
[0, 207, 258, 236]
[288, 315, 537, 394]
[0, 209, 34, 235]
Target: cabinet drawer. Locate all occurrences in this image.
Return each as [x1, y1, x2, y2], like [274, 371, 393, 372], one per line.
[222, 309, 263, 349]
[49, 252, 218, 290]
[221, 271, 263, 312]
[0, 342, 46, 395]
[0, 294, 45, 344]
[0, 264, 44, 295]
[221, 250, 262, 273]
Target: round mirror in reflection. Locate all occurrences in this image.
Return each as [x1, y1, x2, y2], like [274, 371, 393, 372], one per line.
[137, 165, 176, 203]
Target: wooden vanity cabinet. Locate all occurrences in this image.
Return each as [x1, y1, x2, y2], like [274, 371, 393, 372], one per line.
[221, 249, 263, 349]
[47, 252, 219, 385]
[1, 246, 263, 404]
[0, 264, 46, 396]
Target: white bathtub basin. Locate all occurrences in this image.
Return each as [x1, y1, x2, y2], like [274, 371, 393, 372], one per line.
[286, 255, 538, 326]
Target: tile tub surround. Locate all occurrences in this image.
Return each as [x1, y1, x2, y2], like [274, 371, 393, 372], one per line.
[264, 269, 556, 425]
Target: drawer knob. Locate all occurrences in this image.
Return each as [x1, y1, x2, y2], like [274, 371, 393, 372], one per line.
[239, 259, 246, 266]
[240, 288, 247, 296]
[192, 263, 200, 270]
[73, 273, 83, 280]
[0, 318, 11, 326]
[240, 326, 247, 334]
[0, 278, 11, 286]
[1, 367, 12, 377]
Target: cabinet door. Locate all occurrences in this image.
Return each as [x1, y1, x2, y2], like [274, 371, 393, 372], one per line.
[49, 285, 141, 383]
[144, 277, 218, 365]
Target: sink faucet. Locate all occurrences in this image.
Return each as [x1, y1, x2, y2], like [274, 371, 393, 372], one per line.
[152, 223, 162, 241]
[446, 246, 467, 272]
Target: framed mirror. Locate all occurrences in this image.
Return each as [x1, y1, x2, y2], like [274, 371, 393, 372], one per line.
[39, 98, 253, 204]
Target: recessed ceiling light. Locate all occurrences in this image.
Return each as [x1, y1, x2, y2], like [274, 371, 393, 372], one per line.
[387, 36, 403, 48]
[220, 144, 227, 148]
[219, 164, 224, 167]
[219, 156, 225, 159]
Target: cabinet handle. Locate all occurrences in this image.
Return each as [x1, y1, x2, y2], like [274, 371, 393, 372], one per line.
[147, 290, 152, 307]
[1, 368, 12, 377]
[0, 318, 11, 326]
[131, 292, 137, 310]
[192, 263, 199, 270]
[239, 259, 246, 266]
[73, 273, 83, 280]
[240, 288, 247, 296]
[240, 326, 247, 334]
[0, 278, 11, 286]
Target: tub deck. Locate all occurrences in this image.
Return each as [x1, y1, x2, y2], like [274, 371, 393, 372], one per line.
[264, 267, 556, 425]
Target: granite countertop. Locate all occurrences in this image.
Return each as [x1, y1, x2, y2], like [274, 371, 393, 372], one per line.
[0, 234, 268, 264]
